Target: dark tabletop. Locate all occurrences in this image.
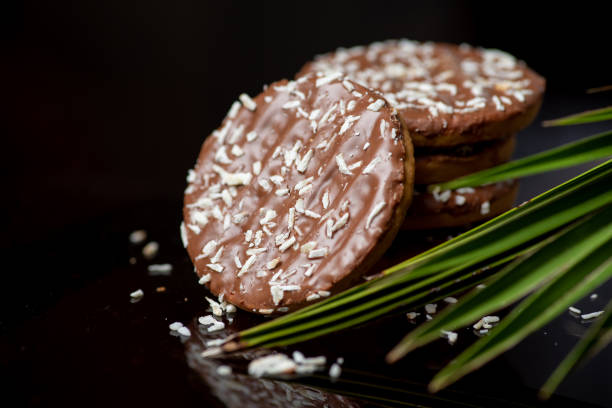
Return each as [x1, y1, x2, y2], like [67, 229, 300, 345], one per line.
[2, 2, 611, 407]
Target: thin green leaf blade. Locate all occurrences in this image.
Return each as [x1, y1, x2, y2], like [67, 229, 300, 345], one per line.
[543, 106, 612, 126]
[539, 300, 612, 399]
[429, 230, 612, 392]
[386, 212, 608, 361]
[435, 131, 612, 190]
[237, 161, 612, 349]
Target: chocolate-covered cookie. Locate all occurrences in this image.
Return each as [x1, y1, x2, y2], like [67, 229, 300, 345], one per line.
[403, 181, 519, 230]
[298, 40, 545, 148]
[182, 73, 413, 313]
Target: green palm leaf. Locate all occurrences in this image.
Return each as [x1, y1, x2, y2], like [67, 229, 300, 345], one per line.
[543, 106, 612, 126]
[387, 207, 612, 363]
[539, 299, 612, 399]
[434, 130, 612, 191]
[226, 159, 612, 352]
[427, 231, 612, 392]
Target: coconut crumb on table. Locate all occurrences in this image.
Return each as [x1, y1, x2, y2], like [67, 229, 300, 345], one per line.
[129, 229, 147, 244]
[142, 241, 159, 259]
[130, 289, 144, 299]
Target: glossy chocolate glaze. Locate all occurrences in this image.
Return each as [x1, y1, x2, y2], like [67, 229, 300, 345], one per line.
[298, 40, 545, 147]
[411, 181, 517, 216]
[403, 181, 519, 230]
[183, 73, 409, 313]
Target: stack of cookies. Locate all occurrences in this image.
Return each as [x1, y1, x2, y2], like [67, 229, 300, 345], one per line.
[182, 40, 545, 313]
[298, 40, 545, 230]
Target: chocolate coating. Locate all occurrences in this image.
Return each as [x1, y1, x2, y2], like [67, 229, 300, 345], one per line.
[298, 40, 545, 147]
[182, 73, 412, 313]
[403, 181, 518, 230]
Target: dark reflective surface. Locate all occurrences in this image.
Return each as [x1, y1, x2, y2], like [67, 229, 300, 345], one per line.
[3, 2, 612, 404]
[3, 101, 612, 405]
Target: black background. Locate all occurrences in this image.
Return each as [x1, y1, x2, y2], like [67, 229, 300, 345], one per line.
[2, 1, 611, 406]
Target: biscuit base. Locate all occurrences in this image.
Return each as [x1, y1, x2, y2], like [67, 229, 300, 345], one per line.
[402, 181, 518, 230]
[414, 136, 515, 185]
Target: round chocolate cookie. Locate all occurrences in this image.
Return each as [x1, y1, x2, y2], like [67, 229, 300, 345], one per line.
[402, 181, 518, 230]
[298, 40, 545, 147]
[182, 73, 413, 314]
[414, 136, 516, 185]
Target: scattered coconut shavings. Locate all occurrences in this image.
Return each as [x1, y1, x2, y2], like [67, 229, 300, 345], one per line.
[296, 149, 314, 173]
[342, 79, 354, 92]
[239, 93, 257, 111]
[198, 274, 211, 285]
[474, 315, 500, 330]
[142, 241, 159, 259]
[455, 195, 466, 206]
[217, 365, 232, 376]
[206, 298, 224, 316]
[129, 230, 147, 244]
[199, 313, 226, 331]
[238, 255, 257, 277]
[432, 187, 451, 203]
[201, 240, 218, 257]
[315, 72, 343, 87]
[362, 157, 381, 175]
[328, 362, 342, 380]
[306, 293, 320, 301]
[147, 263, 173, 276]
[206, 263, 224, 273]
[212, 165, 253, 186]
[444, 297, 458, 304]
[481, 201, 491, 215]
[367, 99, 386, 112]
[366, 202, 386, 229]
[441, 330, 458, 345]
[198, 315, 217, 325]
[569, 306, 582, 314]
[211, 246, 224, 263]
[177, 326, 191, 337]
[248, 354, 297, 378]
[180, 222, 188, 248]
[339, 115, 360, 135]
[406, 312, 420, 320]
[266, 258, 281, 270]
[279, 236, 296, 253]
[248, 351, 328, 379]
[425, 303, 437, 314]
[201, 347, 223, 358]
[335, 153, 352, 175]
[227, 101, 241, 118]
[582, 311, 604, 320]
[591, 293, 598, 300]
[169, 322, 183, 331]
[130, 289, 144, 299]
[215, 146, 232, 164]
[308, 247, 328, 259]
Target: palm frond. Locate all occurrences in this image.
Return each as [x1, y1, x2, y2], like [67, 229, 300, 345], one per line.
[225, 159, 612, 352]
[543, 106, 612, 126]
[433, 130, 612, 191]
[587, 85, 612, 94]
[393, 207, 612, 391]
[539, 299, 612, 399]
[387, 208, 612, 362]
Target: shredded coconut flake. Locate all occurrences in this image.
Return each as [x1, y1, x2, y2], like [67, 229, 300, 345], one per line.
[367, 99, 386, 111]
[366, 202, 386, 229]
[239, 93, 257, 111]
